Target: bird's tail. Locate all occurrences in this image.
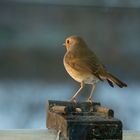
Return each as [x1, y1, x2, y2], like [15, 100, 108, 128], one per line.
[106, 73, 127, 88]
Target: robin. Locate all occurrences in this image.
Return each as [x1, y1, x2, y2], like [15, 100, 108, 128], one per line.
[63, 35, 127, 102]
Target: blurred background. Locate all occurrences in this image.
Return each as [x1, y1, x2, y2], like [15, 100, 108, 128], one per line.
[0, 0, 140, 130]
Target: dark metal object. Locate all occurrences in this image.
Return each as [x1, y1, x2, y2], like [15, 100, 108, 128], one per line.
[47, 100, 122, 140]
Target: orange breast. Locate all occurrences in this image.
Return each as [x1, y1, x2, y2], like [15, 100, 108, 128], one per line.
[63, 60, 99, 84]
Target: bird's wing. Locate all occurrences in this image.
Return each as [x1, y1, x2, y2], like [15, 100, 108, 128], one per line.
[81, 55, 105, 80]
[67, 54, 105, 80]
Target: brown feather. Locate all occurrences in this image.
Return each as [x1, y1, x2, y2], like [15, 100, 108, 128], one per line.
[64, 49, 104, 81]
[106, 73, 127, 88]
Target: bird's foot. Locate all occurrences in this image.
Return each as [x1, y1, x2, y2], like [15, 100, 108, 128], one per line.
[69, 97, 77, 103]
[86, 98, 93, 104]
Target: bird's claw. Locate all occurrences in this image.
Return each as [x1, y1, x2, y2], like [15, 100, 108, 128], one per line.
[86, 98, 93, 104]
[69, 97, 77, 103]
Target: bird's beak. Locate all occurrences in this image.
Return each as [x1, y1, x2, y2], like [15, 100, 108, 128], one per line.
[62, 43, 66, 47]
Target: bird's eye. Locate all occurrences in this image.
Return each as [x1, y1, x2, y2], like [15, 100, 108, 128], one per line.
[67, 40, 70, 44]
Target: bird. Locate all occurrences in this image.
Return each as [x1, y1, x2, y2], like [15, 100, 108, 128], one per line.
[63, 35, 127, 102]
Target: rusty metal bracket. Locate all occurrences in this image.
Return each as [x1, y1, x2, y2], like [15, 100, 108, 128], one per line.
[46, 100, 122, 140]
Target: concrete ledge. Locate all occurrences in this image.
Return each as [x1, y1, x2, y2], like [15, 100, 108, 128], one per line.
[0, 129, 64, 140]
[0, 129, 139, 140]
[123, 131, 140, 140]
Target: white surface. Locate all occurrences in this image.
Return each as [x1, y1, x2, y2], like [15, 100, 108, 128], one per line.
[123, 131, 140, 140]
[0, 129, 139, 140]
[0, 129, 64, 140]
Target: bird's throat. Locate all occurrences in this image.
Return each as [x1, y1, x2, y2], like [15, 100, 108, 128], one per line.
[66, 44, 70, 50]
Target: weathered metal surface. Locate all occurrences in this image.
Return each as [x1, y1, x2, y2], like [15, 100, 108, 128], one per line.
[47, 100, 122, 140]
[67, 115, 122, 140]
[47, 111, 68, 139]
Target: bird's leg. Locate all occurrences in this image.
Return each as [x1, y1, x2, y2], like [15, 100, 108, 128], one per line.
[70, 81, 84, 102]
[87, 83, 96, 103]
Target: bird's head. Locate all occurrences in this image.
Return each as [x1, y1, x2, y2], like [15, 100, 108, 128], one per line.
[63, 35, 87, 51]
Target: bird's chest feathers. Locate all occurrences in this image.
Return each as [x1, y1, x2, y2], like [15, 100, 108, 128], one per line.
[64, 52, 98, 84]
